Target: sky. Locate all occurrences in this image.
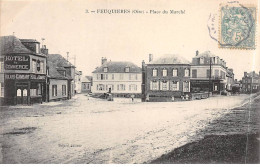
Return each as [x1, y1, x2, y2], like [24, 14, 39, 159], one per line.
[1, 0, 260, 80]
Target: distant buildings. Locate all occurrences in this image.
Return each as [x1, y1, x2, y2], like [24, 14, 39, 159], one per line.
[142, 54, 191, 102]
[81, 76, 92, 93]
[92, 57, 142, 97]
[75, 70, 82, 94]
[190, 51, 234, 94]
[241, 71, 260, 93]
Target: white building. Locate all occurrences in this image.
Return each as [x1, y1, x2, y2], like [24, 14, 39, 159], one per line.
[92, 58, 142, 97]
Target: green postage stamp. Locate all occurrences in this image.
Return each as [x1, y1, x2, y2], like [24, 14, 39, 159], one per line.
[219, 4, 257, 49]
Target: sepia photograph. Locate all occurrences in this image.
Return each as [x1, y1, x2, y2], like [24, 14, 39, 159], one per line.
[0, 0, 260, 164]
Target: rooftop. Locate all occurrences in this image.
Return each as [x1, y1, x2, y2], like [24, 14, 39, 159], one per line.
[0, 36, 33, 55]
[148, 54, 190, 65]
[47, 54, 75, 68]
[92, 61, 141, 73]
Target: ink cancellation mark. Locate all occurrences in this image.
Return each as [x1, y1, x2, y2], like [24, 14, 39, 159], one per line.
[219, 3, 257, 49]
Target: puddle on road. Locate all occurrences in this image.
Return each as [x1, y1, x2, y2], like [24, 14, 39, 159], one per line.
[3, 127, 37, 135]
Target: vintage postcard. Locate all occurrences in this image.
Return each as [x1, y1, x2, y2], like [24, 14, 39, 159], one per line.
[0, 0, 260, 164]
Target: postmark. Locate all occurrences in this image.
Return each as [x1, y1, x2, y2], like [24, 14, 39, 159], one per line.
[219, 3, 257, 49]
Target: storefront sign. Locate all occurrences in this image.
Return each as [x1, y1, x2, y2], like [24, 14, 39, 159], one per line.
[4, 55, 30, 70]
[5, 73, 46, 80]
[30, 74, 46, 80]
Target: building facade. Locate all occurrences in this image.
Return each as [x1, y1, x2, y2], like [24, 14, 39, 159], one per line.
[143, 54, 191, 102]
[241, 71, 260, 93]
[190, 51, 234, 94]
[46, 54, 76, 100]
[92, 57, 142, 97]
[0, 36, 47, 105]
[75, 70, 82, 94]
[81, 76, 92, 93]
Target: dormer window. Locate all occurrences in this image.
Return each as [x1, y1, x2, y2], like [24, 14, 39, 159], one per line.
[104, 67, 108, 72]
[200, 57, 204, 64]
[125, 67, 130, 72]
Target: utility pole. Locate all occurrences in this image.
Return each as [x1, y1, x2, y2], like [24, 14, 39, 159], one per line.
[66, 52, 69, 62]
[208, 57, 212, 97]
[74, 55, 76, 67]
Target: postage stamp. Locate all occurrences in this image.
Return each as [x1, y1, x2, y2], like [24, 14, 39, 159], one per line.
[219, 3, 257, 49]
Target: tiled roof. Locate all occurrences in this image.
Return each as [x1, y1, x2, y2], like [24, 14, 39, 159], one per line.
[47, 61, 72, 80]
[148, 54, 190, 65]
[92, 61, 141, 73]
[20, 39, 40, 43]
[47, 54, 75, 68]
[0, 36, 33, 55]
[82, 76, 92, 83]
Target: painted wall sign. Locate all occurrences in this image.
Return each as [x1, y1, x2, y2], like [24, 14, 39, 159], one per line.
[4, 55, 30, 70]
[5, 73, 46, 80]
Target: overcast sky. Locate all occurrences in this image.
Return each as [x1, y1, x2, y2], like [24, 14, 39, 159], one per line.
[1, 0, 259, 79]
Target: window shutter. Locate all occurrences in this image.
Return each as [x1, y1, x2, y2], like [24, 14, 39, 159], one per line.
[188, 82, 190, 92]
[129, 85, 131, 91]
[177, 82, 179, 91]
[150, 81, 153, 90]
[166, 81, 169, 90]
[117, 85, 119, 91]
[160, 81, 162, 90]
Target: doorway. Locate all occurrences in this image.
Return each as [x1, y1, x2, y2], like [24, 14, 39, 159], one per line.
[16, 83, 28, 105]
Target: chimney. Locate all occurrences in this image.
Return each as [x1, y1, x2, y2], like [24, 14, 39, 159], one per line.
[196, 50, 199, 56]
[244, 72, 247, 77]
[41, 45, 48, 55]
[149, 54, 153, 62]
[253, 71, 255, 77]
[101, 57, 107, 65]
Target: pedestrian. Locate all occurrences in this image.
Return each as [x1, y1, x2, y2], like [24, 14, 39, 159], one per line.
[131, 94, 135, 102]
[146, 94, 149, 102]
[87, 93, 89, 100]
[171, 96, 175, 102]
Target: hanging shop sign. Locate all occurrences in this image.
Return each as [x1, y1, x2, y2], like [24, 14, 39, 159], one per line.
[4, 55, 30, 70]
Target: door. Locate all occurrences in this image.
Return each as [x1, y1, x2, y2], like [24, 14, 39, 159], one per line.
[16, 84, 28, 105]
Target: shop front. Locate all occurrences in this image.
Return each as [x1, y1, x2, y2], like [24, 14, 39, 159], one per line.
[4, 73, 46, 105]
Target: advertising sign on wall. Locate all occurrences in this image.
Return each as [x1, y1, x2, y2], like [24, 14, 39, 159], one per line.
[4, 55, 30, 70]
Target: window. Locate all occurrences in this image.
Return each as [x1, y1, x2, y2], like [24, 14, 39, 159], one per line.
[0, 83, 4, 97]
[32, 59, 36, 73]
[83, 84, 86, 89]
[173, 69, 178, 77]
[112, 74, 114, 80]
[129, 74, 137, 80]
[215, 69, 219, 77]
[129, 84, 137, 91]
[184, 69, 190, 77]
[161, 81, 168, 91]
[183, 82, 190, 92]
[0, 59, 4, 72]
[162, 69, 167, 77]
[207, 69, 211, 78]
[30, 89, 37, 96]
[125, 67, 130, 72]
[104, 67, 108, 72]
[87, 83, 90, 90]
[37, 83, 42, 95]
[107, 84, 113, 91]
[152, 69, 158, 77]
[200, 57, 204, 64]
[170, 81, 179, 91]
[120, 74, 124, 80]
[62, 85, 66, 96]
[97, 84, 105, 91]
[52, 85, 57, 97]
[101, 74, 104, 80]
[117, 84, 125, 91]
[150, 81, 159, 90]
[40, 62, 44, 73]
[192, 69, 197, 78]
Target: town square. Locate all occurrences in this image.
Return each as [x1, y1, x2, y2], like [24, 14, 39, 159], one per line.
[0, 0, 259, 164]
